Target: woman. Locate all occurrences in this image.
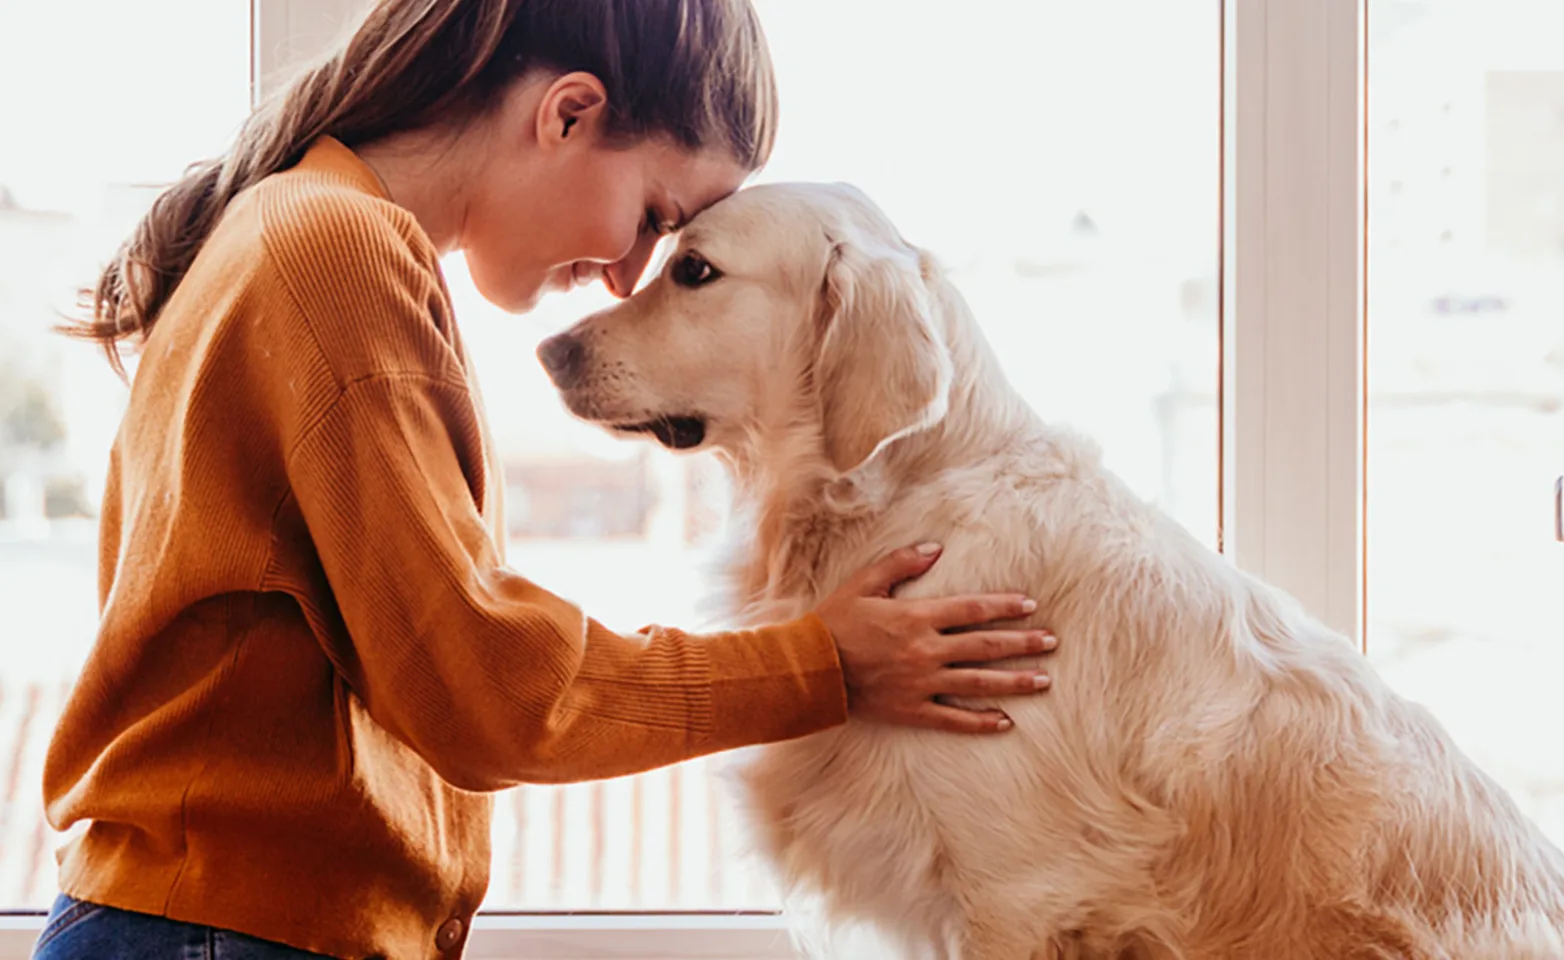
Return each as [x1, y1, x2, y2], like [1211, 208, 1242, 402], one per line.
[35, 1, 1057, 957]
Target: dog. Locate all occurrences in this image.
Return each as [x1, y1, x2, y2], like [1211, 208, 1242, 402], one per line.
[537, 182, 1564, 959]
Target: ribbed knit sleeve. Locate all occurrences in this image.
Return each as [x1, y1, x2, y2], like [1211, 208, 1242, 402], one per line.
[260, 157, 847, 791]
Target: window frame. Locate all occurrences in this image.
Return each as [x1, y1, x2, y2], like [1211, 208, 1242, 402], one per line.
[1222, 0, 1367, 645]
[0, 913, 805, 960]
[0, 0, 1369, 955]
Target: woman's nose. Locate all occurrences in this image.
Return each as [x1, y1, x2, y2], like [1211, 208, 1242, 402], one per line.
[602, 232, 662, 299]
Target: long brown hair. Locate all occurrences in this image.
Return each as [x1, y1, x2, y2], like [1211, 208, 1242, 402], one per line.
[70, 0, 778, 376]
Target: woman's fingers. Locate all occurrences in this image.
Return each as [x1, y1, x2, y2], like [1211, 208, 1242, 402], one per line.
[846, 543, 945, 598]
[933, 667, 1052, 698]
[913, 703, 1016, 734]
[932, 629, 1056, 664]
[918, 594, 1038, 632]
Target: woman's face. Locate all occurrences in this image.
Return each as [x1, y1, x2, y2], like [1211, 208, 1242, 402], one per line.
[461, 72, 751, 314]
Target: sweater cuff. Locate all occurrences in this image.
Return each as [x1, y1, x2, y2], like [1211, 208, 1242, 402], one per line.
[701, 613, 848, 752]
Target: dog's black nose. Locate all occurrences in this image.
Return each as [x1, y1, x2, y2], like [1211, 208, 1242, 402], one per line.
[537, 334, 585, 388]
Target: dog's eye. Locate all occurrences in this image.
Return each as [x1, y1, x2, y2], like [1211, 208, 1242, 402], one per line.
[672, 252, 721, 288]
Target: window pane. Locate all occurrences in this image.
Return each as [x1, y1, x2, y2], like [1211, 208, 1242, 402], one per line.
[1367, 0, 1564, 846]
[461, 0, 1222, 909]
[0, 1, 252, 908]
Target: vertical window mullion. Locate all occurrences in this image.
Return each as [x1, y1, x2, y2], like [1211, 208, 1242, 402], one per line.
[1224, 0, 1366, 641]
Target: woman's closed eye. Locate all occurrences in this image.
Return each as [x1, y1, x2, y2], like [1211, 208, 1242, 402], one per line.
[644, 207, 677, 237]
[671, 251, 721, 287]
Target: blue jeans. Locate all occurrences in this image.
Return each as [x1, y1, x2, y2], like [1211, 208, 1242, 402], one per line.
[31, 896, 330, 960]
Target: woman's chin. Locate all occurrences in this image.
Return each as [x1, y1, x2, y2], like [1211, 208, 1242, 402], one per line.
[461, 258, 545, 314]
[479, 281, 547, 316]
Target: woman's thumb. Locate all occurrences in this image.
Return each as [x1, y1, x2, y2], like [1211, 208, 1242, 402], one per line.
[852, 543, 942, 597]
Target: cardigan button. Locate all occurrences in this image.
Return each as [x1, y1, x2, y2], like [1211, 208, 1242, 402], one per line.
[435, 917, 465, 952]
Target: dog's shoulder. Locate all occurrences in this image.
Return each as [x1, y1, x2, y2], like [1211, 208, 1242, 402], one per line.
[876, 424, 1152, 601]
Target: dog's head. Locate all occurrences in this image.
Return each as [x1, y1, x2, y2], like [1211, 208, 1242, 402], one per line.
[538, 183, 953, 474]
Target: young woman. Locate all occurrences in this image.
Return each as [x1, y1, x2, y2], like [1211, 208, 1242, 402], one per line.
[33, 1, 1057, 957]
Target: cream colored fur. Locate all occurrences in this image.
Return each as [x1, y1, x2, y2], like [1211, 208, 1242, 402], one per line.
[546, 183, 1564, 959]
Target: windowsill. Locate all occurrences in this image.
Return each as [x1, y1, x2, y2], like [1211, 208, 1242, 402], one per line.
[0, 912, 804, 960]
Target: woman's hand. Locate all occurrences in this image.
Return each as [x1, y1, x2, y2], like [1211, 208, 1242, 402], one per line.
[813, 543, 1056, 734]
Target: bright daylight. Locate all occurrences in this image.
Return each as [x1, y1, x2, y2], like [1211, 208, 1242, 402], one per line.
[0, 0, 1561, 958]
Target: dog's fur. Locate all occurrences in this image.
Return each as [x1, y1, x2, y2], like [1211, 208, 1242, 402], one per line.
[542, 183, 1564, 958]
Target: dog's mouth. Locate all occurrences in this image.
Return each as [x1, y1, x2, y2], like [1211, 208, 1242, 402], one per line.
[611, 415, 708, 451]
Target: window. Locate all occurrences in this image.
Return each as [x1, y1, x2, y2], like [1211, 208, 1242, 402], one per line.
[0, 0, 252, 909]
[1365, 0, 1564, 847]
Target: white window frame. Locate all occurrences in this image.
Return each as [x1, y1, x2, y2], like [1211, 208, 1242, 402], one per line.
[0, 1, 1367, 956]
[1223, 0, 1366, 644]
[0, 915, 806, 960]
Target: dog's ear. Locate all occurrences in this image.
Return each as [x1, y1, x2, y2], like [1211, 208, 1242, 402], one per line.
[814, 235, 953, 473]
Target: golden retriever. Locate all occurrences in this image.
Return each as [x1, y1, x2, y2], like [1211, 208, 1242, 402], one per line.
[538, 182, 1564, 959]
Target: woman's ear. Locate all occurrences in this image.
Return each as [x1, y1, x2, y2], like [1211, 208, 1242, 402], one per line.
[535, 71, 609, 148]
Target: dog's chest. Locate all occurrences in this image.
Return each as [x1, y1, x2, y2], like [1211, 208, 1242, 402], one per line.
[732, 599, 953, 908]
[742, 728, 964, 926]
[724, 499, 1050, 929]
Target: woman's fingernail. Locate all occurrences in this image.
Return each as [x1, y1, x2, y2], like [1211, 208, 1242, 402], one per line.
[1034, 673, 1052, 690]
[995, 715, 1014, 731]
[1021, 598, 1038, 614]
[916, 542, 942, 557]
[1040, 632, 1058, 650]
